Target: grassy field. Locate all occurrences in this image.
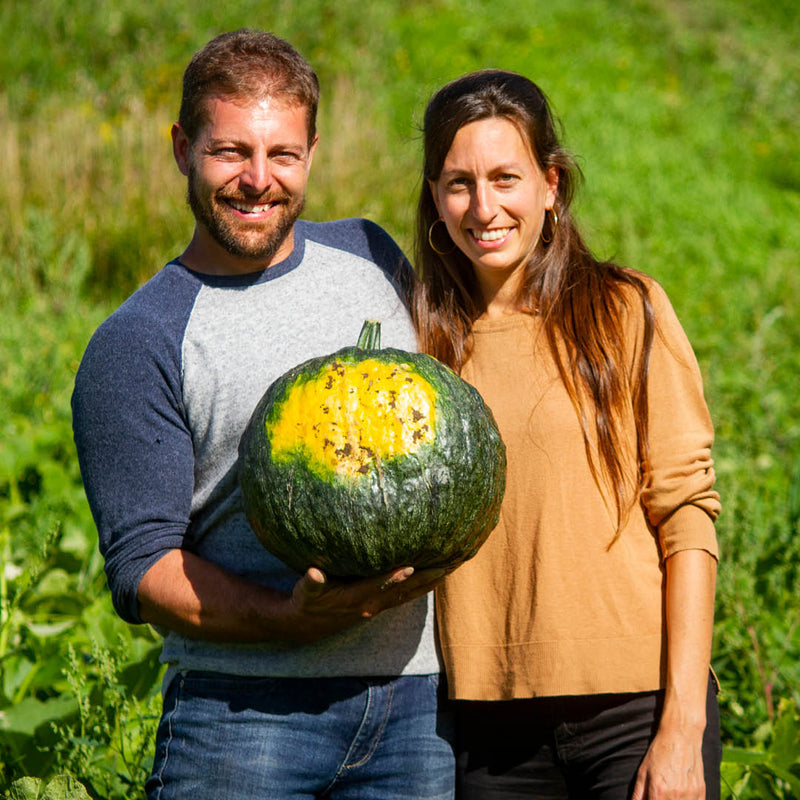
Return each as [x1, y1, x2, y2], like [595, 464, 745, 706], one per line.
[1, 0, 799, 796]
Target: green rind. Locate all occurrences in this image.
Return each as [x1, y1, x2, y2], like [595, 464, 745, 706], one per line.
[238, 345, 506, 578]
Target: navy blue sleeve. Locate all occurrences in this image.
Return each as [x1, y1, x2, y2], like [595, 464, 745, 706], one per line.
[72, 267, 198, 624]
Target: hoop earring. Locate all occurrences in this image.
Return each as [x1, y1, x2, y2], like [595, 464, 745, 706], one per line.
[540, 208, 559, 244]
[428, 218, 456, 255]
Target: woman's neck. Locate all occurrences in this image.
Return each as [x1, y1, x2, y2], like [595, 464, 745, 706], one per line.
[475, 269, 528, 320]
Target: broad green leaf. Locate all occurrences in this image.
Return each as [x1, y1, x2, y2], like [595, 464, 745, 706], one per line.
[721, 746, 767, 766]
[57, 525, 94, 558]
[1, 653, 36, 701]
[8, 777, 44, 800]
[32, 568, 72, 597]
[25, 620, 76, 638]
[8, 775, 92, 800]
[41, 775, 92, 800]
[767, 763, 800, 797]
[769, 698, 800, 769]
[0, 695, 78, 735]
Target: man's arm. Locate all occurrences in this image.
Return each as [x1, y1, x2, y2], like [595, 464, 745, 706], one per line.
[138, 548, 446, 644]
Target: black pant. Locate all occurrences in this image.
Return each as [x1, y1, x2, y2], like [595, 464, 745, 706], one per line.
[454, 672, 721, 799]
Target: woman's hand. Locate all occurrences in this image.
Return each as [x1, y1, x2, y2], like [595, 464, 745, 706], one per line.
[631, 725, 705, 799]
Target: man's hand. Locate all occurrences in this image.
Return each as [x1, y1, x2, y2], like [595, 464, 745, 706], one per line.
[286, 565, 447, 642]
[138, 549, 446, 645]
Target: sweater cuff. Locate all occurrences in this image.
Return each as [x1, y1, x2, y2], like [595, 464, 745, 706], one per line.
[659, 503, 719, 562]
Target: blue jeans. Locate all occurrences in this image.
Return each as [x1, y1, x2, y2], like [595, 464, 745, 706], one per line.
[145, 671, 455, 800]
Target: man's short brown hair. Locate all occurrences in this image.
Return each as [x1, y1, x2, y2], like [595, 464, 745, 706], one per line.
[179, 29, 319, 145]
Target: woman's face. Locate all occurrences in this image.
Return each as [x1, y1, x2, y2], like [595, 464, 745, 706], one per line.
[430, 116, 558, 302]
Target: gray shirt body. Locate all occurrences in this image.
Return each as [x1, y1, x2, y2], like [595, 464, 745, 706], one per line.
[72, 219, 440, 678]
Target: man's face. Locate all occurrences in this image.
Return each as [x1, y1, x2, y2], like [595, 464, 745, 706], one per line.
[174, 96, 317, 272]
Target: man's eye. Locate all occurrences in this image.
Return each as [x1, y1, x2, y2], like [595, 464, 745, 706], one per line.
[273, 153, 302, 165]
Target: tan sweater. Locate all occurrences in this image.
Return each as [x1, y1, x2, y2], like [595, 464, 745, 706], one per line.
[436, 277, 720, 700]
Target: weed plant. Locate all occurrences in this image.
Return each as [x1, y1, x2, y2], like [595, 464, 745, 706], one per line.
[1, 0, 798, 796]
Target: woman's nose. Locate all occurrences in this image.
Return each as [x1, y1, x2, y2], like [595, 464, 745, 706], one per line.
[471, 184, 496, 223]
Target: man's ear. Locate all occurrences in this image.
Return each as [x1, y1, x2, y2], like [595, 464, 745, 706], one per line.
[306, 133, 319, 174]
[172, 123, 191, 176]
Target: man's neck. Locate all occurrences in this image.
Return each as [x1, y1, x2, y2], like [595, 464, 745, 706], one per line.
[179, 226, 296, 276]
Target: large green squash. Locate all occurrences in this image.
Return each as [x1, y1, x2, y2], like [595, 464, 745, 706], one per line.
[238, 320, 506, 578]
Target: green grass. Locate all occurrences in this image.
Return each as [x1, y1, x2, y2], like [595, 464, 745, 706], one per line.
[2, 0, 799, 796]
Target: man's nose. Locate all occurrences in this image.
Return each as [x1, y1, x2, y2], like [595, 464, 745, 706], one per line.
[240, 153, 272, 194]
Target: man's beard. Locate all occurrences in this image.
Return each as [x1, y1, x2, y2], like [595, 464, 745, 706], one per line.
[187, 165, 305, 264]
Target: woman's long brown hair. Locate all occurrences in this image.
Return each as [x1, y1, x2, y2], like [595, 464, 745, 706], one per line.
[413, 70, 656, 533]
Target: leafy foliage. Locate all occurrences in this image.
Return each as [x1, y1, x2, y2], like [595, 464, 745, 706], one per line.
[722, 700, 800, 799]
[7, 774, 91, 800]
[2, 0, 799, 796]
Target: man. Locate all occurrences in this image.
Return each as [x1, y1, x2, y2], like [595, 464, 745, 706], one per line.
[72, 29, 454, 799]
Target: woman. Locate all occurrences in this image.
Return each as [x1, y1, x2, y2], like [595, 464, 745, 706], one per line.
[412, 69, 722, 799]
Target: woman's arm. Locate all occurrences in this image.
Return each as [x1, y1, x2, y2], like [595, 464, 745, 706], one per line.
[632, 547, 717, 800]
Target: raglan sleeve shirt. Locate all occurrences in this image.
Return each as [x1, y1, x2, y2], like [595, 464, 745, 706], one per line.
[72, 267, 199, 624]
[71, 218, 425, 647]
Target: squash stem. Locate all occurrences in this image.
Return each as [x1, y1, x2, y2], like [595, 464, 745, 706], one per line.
[356, 319, 381, 350]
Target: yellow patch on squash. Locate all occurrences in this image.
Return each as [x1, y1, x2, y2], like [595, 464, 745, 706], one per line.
[268, 358, 437, 478]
